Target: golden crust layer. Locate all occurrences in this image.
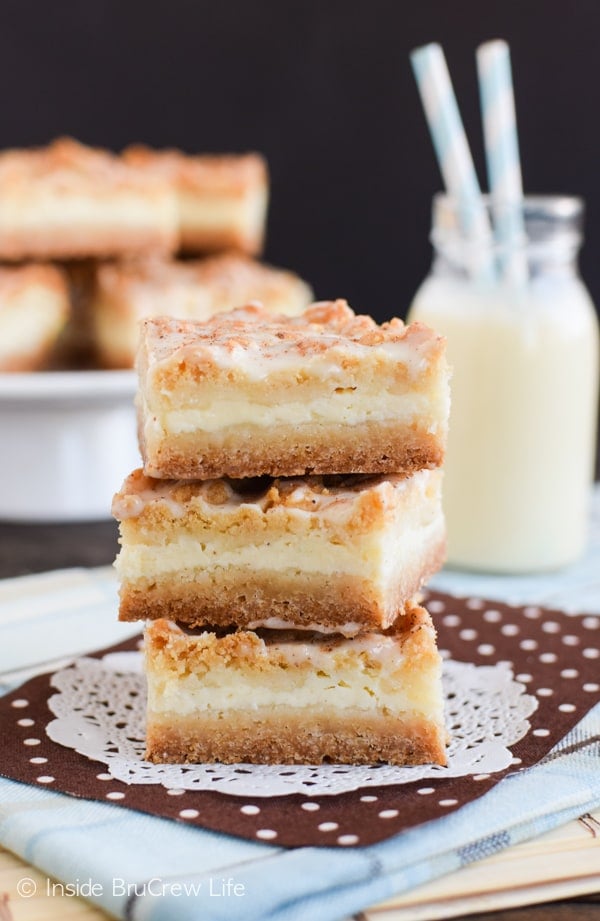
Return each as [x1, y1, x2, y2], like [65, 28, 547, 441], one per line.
[146, 710, 446, 766]
[140, 421, 445, 480]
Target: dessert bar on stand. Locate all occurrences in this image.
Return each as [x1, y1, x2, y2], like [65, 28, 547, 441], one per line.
[0, 137, 311, 372]
[91, 253, 313, 369]
[113, 300, 451, 767]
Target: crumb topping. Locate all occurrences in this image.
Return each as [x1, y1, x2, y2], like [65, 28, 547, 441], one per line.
[139, 301, 440, 369]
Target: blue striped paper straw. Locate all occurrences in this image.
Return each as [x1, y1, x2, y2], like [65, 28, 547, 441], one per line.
[411, 42, 495, 281]
[477, 40, 528, 283]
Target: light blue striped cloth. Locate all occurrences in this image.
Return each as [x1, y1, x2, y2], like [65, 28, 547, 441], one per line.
[1, 487, 599, 921]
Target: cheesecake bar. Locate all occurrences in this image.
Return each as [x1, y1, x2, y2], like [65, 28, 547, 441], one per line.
[113, 467, 445, 635]
[136, 301, 450, 479]
[144, 604, 447, 765]
[92, 253, 313, 369]
[0, 264, 70, 371]
[0, 137, 178, 261]
[123, 145, 268, 255]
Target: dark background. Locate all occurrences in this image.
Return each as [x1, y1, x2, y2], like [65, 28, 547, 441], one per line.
[1, 0, 599, 322]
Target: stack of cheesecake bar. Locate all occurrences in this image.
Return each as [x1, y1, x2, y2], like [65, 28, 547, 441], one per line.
[112, 300, 451, 766]
[0, 137, 311, 372]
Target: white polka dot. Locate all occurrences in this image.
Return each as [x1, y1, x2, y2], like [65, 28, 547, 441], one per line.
[428, 599, 445, 613]
[542, 621, 561, 634]
[442, 614, 461, 627]
[318, 821, 339, 831]
[96, 773, 112, 781]
[516, 673, 532, 683]
[483, 609, 502, 623]
[439, 799, 458, 807]
[106, 791, 125, 801]
[583, 682, 599, 692]
[561, 669, 579, 679]
[337, 834, 359, 846]
[562, 634, 580, 646]
[524, 606, 541, 619]
[540, 652, 557, 664]
[583, 647, 600, 659]
[520, 639, 538, 651]
[301, 802, 320, 811]
[11, 699, 29, 708]
[467, 598, 484, 609]
[533, 728, 550, 737]
[559, 703, 576, 713]
[179, 808, 199, 818]
[417, 787, 435, 794]
[29, 757, 47, 765]
[166, 788, 186, 796]
[36, 776, 54, 784]
[378, 810, 399, 819]
[240, 805, 260, 816]
[359, 795, 378, 802]
[473, 774, 490, 781]
[256, 829, 277, 840]
[536, 688, 554, 697]
[477, 644, 495, 656]
[501, 624, 520, 636]
[23, 738, 40, 746]
[460, 628, 477, 641]
[583, 616, 599, 630]
[17, 718, 34, 727]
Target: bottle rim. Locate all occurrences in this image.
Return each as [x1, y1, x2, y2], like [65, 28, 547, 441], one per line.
[432, 192, 584, 219]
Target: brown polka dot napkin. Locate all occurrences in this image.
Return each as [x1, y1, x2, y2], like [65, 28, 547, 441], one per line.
[1, 591, 599, 848]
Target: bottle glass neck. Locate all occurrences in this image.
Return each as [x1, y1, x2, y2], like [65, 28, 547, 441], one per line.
[430, 194, 584, 282]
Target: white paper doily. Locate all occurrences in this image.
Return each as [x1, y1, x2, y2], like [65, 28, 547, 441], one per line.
[45, 652, 537, 797]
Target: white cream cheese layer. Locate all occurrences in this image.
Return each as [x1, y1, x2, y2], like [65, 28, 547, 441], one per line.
[117, 530, 383, 579]
[147, 651, 443, 716]
[115, 507, 444, 583]
[153, 391, 442, 434]
[0, 291, 66, 361]
[179, 187, 267, 236]
[0, 194, 176, 231]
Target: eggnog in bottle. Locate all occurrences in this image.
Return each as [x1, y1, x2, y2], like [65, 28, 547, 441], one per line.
[409, 195, 599, 572]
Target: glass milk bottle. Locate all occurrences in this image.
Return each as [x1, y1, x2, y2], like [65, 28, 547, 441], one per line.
[408, 195, 599, 572]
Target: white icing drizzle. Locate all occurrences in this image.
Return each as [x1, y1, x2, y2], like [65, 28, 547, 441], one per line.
[245, 616, 364, 638]
[269, 631, 409, 668]
[113, 469, 435, 521]
[142, 303, 440, 382]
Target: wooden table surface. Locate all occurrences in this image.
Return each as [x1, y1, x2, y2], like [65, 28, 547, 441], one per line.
[1, 518, 599, 921]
